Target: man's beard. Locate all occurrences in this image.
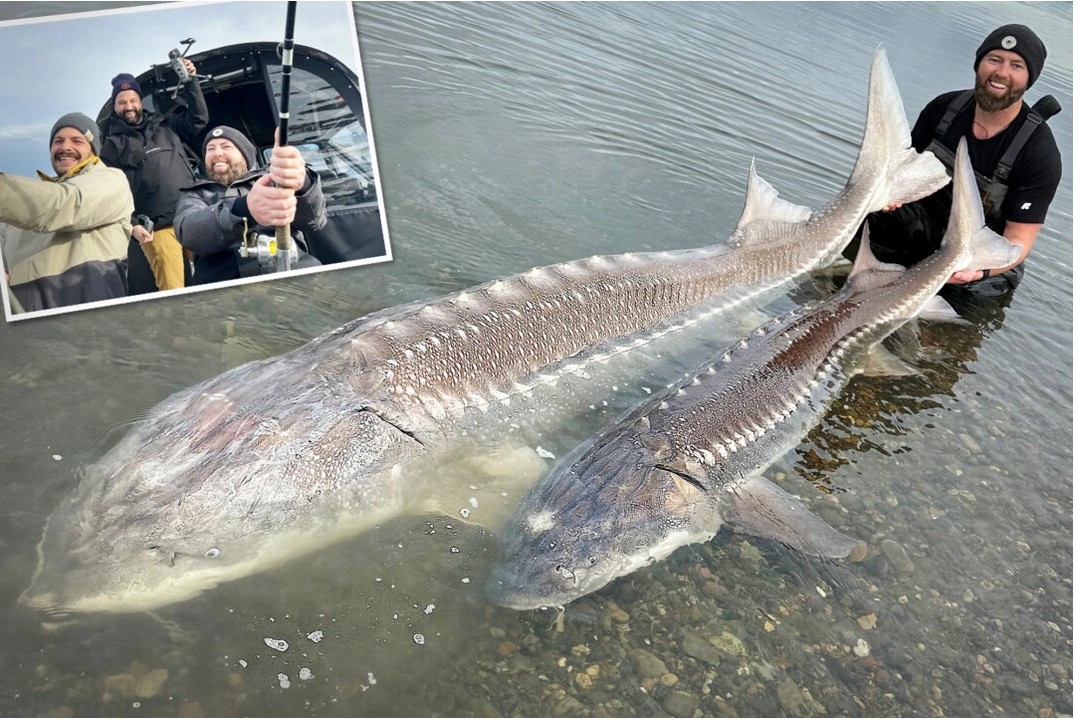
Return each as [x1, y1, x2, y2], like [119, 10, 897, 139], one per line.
[974, 75, 1026, 113]
[123, 110, 143, 126]
[208, 162, 246, 185]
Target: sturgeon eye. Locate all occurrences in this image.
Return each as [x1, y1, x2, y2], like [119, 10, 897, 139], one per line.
[205, 548, 220, 559]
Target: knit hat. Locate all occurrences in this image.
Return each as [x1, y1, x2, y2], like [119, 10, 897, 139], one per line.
[975, 24, 1047, 88]
[111, 73, 142, 101]
[50, 112, 102, 155]
[203, 125, 259, 171]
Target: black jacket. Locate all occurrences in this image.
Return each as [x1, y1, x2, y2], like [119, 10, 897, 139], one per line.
[175, 166, 327, 285]
[100, 80, 209, 227]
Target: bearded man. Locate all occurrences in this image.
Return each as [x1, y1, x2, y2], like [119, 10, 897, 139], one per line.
[846, 24, 1062, 298]
[174, 125, 325, 286]
[0, 113, 132, 313]
[101, 65, 208, 293]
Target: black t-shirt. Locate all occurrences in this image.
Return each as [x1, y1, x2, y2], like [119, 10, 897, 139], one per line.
[866, 90, 1062, 266]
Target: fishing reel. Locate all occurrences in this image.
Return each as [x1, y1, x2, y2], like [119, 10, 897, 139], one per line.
[240, 232, 298, 273]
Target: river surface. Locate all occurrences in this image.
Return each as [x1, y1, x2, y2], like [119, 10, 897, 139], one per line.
[0, 1, 1071, 717]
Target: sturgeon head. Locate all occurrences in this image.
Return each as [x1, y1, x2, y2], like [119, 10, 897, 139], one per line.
[19, 348, 429, 617]
[485, 418, 722, 609]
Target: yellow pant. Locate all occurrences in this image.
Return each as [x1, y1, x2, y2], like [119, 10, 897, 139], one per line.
[139, 226, 186, 291]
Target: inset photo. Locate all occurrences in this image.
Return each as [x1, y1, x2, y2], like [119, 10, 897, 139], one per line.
[0, 0, 391, 321]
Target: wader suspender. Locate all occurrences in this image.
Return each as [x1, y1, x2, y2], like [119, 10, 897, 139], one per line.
[924, 90, 1060, 225]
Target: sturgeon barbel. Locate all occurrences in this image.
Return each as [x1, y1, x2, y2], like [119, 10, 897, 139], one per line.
[21, 48, 948, 616]
[486, 138, 1021, 610]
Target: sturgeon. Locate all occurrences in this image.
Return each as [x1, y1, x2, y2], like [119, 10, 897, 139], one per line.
[21, 48, 948, 616]
[486, 139, 1021, 610]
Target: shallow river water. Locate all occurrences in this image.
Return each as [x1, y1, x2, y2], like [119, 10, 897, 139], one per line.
[0, 1, 1072, 717]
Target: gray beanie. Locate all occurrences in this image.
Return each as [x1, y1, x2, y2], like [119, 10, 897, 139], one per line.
[50, 112, 102, 155]
[203, 125, 259, 171]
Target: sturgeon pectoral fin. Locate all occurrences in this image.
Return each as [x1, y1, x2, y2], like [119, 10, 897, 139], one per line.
[856, 344, 920, 378]
[917, 295, 968, 324]
[412, 445, 549, 531]
[724, 476, 861, 559]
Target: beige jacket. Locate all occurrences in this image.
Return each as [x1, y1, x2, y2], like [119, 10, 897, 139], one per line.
[1, 157, 133, 313]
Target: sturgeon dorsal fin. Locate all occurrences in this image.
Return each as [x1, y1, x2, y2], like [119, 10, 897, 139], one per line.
[735, 159, 813, 233]
[722, 475, 864, 559]
[847, 223, 906, 290]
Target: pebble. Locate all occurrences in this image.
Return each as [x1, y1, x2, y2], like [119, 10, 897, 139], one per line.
[682, 631, 723, 667]
[178, 700, 205, 717]
[959, 433, 982, 454]
[847, 542, 869, 563]
[135, 668, 169, 698]
[777, 678, 813, 716]
[854, 639, 871, 658]
[738, 541, 765, 566]
[606, 601, 631, 624]
[662, 689, 701, 717]
[629, 648, 669, 678]
[552, 695, 585, 715]
[102, 667, 170, 700]
[709, 631, 746, 657]
[880, 539, 916, 575]
[856, 613, 877, 630]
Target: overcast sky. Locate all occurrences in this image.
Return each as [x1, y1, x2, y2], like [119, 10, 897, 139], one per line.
[0, 0, 364, 177]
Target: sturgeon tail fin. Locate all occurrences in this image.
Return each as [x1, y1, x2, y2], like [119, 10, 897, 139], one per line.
[852, 46, 951, 209]
[946, 137, 1023, 271]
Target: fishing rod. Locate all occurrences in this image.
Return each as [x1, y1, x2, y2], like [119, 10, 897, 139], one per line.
[275, 0, 298, 273]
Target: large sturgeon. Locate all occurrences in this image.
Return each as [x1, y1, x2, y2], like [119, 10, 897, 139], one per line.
[21, 48, 948, 616]
[486, 139, 1021, 610]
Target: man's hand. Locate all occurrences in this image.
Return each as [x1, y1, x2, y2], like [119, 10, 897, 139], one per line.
[247, 174, 297, 226]
[183, 58, 196, 76]
[268, 128, 307, 191]
[947, 268, 984, 284]
[132, 225, 154, 245]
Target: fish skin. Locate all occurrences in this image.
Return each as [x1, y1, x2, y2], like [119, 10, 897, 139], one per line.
[20, 48, 948, 616]
[486, 138, 1020, 611]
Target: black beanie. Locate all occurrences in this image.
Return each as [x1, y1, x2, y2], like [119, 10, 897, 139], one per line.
[111, 73, 142, 101]
[50, 112, 102, 155]
[203, 125, 259, 171]
[974, 24, 1047, 88]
